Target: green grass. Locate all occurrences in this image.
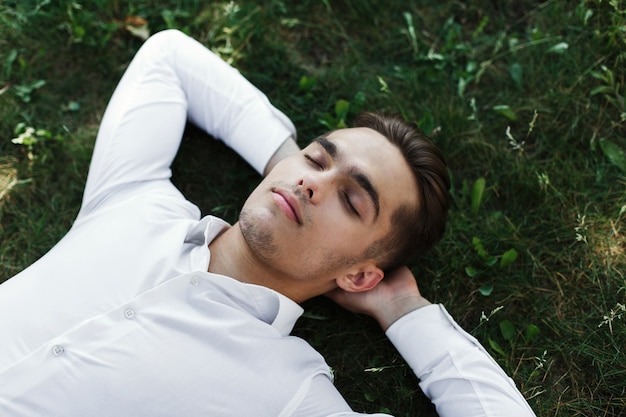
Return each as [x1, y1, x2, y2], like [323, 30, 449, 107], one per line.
[1, 0, 625, 415]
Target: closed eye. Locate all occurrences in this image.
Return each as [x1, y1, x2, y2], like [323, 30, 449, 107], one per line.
[304, 154, 323, 169]
[342, 191, 359, 217]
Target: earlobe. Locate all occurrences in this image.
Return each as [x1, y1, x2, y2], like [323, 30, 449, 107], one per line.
[338, 265, 384, 292]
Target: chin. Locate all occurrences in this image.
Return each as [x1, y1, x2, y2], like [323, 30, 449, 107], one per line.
[239, 207, 279, 260]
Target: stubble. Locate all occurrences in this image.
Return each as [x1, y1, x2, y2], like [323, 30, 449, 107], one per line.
[238, 207, 279, 261]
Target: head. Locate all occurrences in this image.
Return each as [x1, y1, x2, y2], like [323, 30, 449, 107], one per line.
[237, 111, 449, 299]
[354, 112, 450, 271]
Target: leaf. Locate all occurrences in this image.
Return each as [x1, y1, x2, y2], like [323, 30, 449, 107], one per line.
[457, 76, 471, 97]
[599, 138, 626, 173]
[298, 76, 317, 92]
[499, 319, 516, 342]
[377, 76, 391, 94]
[67, 101, 80, 112]
[35, 129, 52, 139]
[352, 91, 366, 108]
[402, 11, 418, 54]
[334, 99, 350, 120]
[547, 42, 569, 54]
[471, 177, 486, 215]
[590, 85, 614, 96]
[524, 324, 540, 344]
[13, 122, 26, 135]
[486, 256, 498, 267]
[472, 236, 488, 259]
[509, 63, 522, 89]
[417, 112, 435, 135]
[318, 114, 334, 130]
[13, 80, 46, 103]
[72, 24, 86, 42]
[62, 101, 80, 112]
[493, 104, 518, 121]
[30, 79, 46, 89]
[584, 8, 593, 25]
[488, 338, 506, 356]
[465, 266, 478, 277]
[4, 49, 17, 78]
[500, 248, 518, 267]
[590, 70, 606, 82]
[479, 284, 493, 296]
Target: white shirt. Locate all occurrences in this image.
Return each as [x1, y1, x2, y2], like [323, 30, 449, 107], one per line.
[0, 29, 535, 417]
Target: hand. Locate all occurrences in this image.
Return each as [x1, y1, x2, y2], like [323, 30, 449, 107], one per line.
[326, 266, 431, 331]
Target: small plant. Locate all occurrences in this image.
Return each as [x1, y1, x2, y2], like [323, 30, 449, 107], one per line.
[487, 319, 541, 358]
[471, 176, 485, 215]
[598, 302, 626, 335]
[493, 105, 518, 122]
[298, 75, 317, 101]
[319, 99, 350, 129]
[59, 1, 119, 48]
[598, 138, 626, 174]
[11, 123, 61, 161]
[464, 177, 519, 294]
[574, 213, 588, 244]
[465, 235, 518, 295]
[590, 66, 623, 110]
[203, 2, 261, 65]
[475, 307, 541, 362]
[319, 92, 365, 130]
[13, 79, 46, 103]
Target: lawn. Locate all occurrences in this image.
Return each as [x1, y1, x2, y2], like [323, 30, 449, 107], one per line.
[1, 0, 625, 416]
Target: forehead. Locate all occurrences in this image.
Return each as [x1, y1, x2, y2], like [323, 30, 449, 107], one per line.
[324, 127, 418, 221]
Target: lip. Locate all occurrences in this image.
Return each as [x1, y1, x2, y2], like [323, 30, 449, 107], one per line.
[272, 189, 302, 225]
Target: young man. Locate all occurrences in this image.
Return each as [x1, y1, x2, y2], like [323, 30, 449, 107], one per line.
[0, 30, 536, 416]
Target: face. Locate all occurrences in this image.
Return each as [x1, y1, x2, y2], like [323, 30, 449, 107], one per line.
[238, 127, 418, 287]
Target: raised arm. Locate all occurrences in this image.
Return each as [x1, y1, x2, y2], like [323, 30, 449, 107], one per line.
[80, 29, 296, 214]
[327, 267, 537, 417]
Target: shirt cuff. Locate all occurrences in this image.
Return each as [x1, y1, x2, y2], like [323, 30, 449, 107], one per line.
[385, 304, 490, 378]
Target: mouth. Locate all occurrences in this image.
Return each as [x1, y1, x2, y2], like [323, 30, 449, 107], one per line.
[271, 189, 303, 225]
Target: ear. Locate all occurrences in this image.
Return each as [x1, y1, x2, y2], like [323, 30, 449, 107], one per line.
[336, 263, 384, 292]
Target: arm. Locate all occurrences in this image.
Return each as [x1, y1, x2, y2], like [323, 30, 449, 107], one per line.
[327, 267, 536, 417]
[264, 136, 300, 176]
[81, 29, 295, 214]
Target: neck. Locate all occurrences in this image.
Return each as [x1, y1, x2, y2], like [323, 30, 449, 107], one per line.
[208, 223, 329, 303]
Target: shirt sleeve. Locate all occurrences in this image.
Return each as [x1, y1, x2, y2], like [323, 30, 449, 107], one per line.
[80, 29, 295, 215]
[289, 374, 392, 417]
[385, 304, 537, 417]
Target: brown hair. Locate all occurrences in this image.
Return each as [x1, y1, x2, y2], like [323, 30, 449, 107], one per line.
[355, 112, 450, 270]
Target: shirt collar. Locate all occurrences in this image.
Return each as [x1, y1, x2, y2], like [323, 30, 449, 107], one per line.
[203, 215, 231, 243]
[201, 215, 304, 336]
[268, 291, 304, 336]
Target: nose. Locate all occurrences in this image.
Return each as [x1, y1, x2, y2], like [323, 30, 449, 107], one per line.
[298, 173, 321, 203]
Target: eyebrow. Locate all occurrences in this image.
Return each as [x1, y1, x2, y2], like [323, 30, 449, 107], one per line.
[313, 136, 380, 219]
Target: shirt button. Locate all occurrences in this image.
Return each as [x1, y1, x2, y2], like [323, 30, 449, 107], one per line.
[52, 345, 65, 356]
[124, 309, 136, 319]
[190, 275, 200, 286]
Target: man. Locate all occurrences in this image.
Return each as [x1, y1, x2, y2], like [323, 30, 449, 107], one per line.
[0, 30, 535, 416]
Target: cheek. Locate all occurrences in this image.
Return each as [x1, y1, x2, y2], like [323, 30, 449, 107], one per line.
[316, 206, 371, 246]
[267, 158, 301, 179]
